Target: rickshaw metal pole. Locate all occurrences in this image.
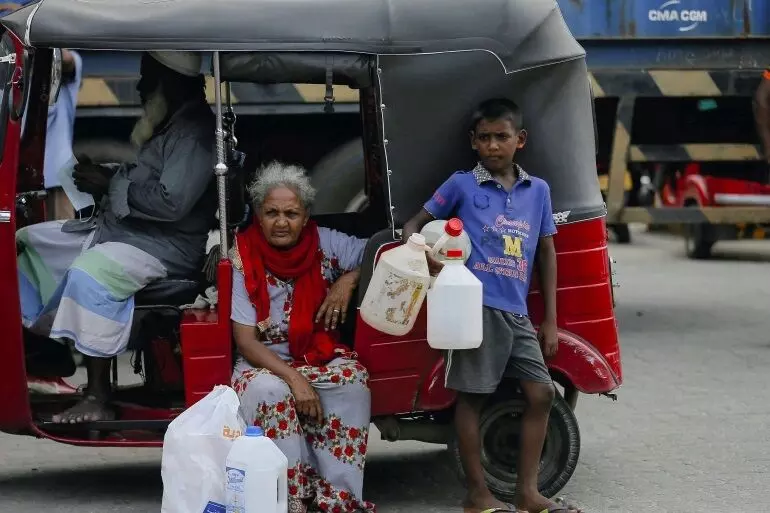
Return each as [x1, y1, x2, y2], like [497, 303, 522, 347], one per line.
[212, 51, 229, 259]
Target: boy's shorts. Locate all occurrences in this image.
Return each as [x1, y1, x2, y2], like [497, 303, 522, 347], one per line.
[444, 306, 553, 394]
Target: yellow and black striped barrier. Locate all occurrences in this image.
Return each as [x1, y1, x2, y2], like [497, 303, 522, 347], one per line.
[76, 77, 361, 107]
[76, 71, 770, 226]
[594, 68, 770, 225]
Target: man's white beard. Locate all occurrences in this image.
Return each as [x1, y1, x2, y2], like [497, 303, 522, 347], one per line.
[130, 87, 169, 148]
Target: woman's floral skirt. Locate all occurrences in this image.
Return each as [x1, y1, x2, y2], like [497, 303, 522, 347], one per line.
[233, 357, 376, 513]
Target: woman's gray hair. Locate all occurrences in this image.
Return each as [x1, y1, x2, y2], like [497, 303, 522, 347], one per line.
[247, 161, 317, 210]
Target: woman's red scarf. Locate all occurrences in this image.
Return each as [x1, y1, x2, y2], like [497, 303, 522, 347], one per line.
[235, 220, 348, 366]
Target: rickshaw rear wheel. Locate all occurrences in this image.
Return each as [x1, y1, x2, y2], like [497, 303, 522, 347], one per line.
[449, 389, 580, 501]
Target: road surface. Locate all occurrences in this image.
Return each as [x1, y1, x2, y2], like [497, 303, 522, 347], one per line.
[1, 228, 769, 512]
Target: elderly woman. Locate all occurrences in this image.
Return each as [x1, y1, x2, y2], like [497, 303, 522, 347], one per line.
[230, 162, 375, 513]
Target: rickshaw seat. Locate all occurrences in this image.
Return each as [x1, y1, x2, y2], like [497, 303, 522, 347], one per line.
[134, 278, 202, 307]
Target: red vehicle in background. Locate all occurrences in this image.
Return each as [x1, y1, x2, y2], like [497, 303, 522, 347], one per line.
[0, 0, 622, 501]
[657, 161, 770, 259]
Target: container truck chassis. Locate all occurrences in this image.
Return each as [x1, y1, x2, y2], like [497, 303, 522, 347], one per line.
[589, 38, 770, 231]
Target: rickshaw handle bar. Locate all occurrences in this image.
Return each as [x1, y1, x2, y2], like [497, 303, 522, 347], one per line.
[212, 51, 229, 259]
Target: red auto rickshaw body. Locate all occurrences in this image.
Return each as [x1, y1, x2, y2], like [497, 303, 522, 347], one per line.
[0, 0, 622, 498]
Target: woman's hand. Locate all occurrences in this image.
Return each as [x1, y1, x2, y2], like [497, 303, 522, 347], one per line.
[287, 373, 324, 424]
[315, 269, 360, 331]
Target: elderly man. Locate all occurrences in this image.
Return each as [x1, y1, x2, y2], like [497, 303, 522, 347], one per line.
[17, 51, 216, 423]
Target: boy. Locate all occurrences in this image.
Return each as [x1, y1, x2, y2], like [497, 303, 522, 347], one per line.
[402, 99, 578, 513]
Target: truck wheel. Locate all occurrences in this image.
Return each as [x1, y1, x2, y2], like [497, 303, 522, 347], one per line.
[73, 139, 136, 164]
[449, 391, 580, 501]
[611, 223, 631, 244]
[684, 203, 715, 260]
[310, 139, 366, 214]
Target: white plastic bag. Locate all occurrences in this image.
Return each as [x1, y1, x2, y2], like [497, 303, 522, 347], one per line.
[161, 385, 247, 513]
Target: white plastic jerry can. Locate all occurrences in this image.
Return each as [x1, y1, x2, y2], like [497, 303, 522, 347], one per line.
[225, 426, 289, 513]
[360, 233, 431, 336]
[426, 248, 483, 350]
[420, 217, 472, 263]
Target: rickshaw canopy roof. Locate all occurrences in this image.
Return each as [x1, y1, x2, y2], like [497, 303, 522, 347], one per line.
[1, 0, 603, 226]
[1, 0, 584, 71]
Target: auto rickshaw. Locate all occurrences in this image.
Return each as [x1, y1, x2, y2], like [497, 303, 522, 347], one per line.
[0, 0, 622, 501]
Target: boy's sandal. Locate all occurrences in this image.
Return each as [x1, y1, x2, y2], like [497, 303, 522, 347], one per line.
[538, 497, 582, 513]
[480, 504, 521, 513]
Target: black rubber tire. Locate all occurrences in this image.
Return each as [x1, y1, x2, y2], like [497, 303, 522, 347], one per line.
[73, 139, 137, 165]
[683, 203, 715, 260]
[309, 138, 365, 215]
[449, 391, 580, 502]
[611, 223, 632, 244]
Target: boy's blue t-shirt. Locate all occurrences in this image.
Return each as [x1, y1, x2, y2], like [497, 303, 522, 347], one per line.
[423, 163, 557, 316]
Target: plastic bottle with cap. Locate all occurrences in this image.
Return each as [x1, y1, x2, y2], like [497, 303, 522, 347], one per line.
[420, 217, 472, 263]
[426, 248, 483, 350]
[225, 425, 288, 513]
[360, 232, 431, 336]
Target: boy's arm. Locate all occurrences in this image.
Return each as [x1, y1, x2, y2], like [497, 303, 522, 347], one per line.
[536, 237, 558, 325]
[401, 208, 435, 243]
[536, 184, 558, 357]
[401, 173, 461, 243]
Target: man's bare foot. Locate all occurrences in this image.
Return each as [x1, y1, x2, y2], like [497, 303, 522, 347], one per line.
[517, 493, 581, 513]
[51, 395, 115, 424]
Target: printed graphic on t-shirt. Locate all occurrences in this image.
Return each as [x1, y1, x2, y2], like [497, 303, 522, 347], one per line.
[473, 214, 531, 283]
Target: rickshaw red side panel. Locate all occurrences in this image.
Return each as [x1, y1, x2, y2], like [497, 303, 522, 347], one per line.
[180, 261, 234, 407]
[529, 217, 622, 382]
[416, 328, 619, 412]
[357, 216, 622, 417]
[0, 35, 33, 433]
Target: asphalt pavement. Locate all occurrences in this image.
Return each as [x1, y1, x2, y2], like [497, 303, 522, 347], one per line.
[1, 227, 769, 512]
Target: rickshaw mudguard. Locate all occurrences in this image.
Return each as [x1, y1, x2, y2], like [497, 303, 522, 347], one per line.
[0, 33, 33, 433]
[546, 329, 621, 394]
[416, 328, 620, 411]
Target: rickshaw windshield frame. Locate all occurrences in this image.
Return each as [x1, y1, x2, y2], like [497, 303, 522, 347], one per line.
[0, 34, 15, 163]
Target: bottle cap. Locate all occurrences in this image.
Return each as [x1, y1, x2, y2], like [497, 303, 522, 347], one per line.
[445, 218, 463, 237]
[246, 426, 264, 437]
[408, 233, 426, 247]
[446, 248, 464, 259]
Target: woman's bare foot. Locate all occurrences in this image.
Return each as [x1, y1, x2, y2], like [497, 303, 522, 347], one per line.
[51, 394, 115, 424]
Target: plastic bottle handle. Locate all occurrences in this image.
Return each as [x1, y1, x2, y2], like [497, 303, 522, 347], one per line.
[429, 233, 451, 258]
[277, 471, 288, 510]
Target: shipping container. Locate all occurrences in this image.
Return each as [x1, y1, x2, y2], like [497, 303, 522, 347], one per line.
[558, 0, 770, 39]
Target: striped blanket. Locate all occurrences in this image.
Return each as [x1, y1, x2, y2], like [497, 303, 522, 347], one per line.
[16, 221, 167, 357]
